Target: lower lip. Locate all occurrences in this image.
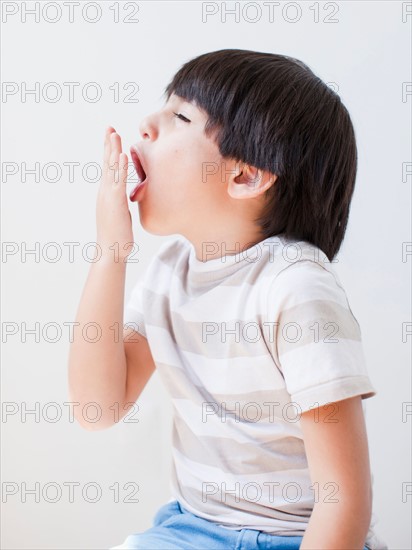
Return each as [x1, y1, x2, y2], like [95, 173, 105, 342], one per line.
[129, 180, 147, 202]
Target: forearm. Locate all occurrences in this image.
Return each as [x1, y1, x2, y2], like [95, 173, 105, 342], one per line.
[68, 255, 128, 430]
[300, 502, 371, 550]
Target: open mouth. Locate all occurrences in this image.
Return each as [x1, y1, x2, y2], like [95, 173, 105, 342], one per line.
[130, 147, 147, 183]
[129, 146, 147, 201]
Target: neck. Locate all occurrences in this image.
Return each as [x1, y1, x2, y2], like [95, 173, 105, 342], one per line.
[184, 228, 265, 262]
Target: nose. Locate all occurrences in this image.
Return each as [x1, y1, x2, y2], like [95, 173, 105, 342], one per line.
[139, 113, 158, 140]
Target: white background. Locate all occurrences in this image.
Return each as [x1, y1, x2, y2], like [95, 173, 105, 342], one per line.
[1, 1, 411, 548]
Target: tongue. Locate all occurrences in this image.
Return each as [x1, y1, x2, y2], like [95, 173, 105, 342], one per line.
[130, 180, 147, 202]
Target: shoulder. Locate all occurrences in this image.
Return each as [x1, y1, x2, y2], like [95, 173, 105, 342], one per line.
[277, 259, 346, 302]
[265, 236, 349, 308]
[265, 241, 364, 334]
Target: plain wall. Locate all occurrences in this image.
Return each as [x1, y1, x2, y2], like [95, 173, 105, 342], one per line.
[1, 1, 411, 548]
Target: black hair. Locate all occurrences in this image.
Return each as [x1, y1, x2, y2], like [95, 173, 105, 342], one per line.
[163, 49, 358, 261]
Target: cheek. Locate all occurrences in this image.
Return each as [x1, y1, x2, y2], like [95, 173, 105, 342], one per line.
[149, 137, 221, 198]
[155, 145, 186, 182]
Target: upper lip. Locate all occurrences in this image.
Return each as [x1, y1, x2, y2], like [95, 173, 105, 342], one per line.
[130, 144, 147, 182]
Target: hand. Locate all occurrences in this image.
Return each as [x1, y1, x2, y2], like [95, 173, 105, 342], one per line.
[96, 127, 135, 262]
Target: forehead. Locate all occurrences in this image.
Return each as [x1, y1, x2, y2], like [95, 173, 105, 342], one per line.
[166, 93, 195, 108]
[165, 93, 210, 120]
[169, 93, 208, 112]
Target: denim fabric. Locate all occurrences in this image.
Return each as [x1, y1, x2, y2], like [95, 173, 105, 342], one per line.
[110, 499, 370, 550]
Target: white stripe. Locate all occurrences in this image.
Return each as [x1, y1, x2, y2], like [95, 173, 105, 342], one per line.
[171, 398, 302, 442]
[280, 339, 369, 395]
[180, 350, 286, 394]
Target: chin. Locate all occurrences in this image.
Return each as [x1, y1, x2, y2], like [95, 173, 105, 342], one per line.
[138, 211, 174, 237]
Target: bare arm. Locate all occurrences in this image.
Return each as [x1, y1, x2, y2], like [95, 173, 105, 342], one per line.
[299, 396, 372, 549]
[67, 127, 155, 430]
[68, 258, 127, 430]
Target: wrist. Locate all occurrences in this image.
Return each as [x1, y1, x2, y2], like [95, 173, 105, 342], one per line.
[92, 248, 129, 269]
[95, 241, 134, 263]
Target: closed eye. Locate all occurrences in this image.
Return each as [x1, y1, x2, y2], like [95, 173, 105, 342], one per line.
[173, 112, 191, 123]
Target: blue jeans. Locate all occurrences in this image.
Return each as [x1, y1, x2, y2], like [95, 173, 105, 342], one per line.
[110, 499, 370, 550]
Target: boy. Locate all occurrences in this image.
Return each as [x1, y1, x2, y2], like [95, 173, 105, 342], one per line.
[68, 49, 388, 549]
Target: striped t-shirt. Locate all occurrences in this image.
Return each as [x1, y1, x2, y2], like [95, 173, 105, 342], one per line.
[124, 233, 387, 550]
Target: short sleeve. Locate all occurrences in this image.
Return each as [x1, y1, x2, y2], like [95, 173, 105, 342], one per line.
[124, 274, 147, 338]
[267, 260, 377, 414]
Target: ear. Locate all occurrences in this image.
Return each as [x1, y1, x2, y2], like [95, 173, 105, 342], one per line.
[228, 163, 277, 199]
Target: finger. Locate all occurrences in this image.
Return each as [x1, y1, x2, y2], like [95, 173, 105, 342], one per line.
[109, 132, 119, 175]
[117, 132, 123, 154]
[105, 126, 115, 140]
[119, 153, 128, 186]
[104, 127, 116, 172]
[111, 132, 122, 157]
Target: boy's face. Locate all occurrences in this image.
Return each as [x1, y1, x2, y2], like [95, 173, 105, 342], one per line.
[130, 93, 240, 239]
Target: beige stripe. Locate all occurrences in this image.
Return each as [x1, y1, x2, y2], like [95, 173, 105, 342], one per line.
[144, 292, 283, 358]
[157, 362, 296, 421]
[171, 413, 307, 474]
[277, 299, 361, 357]
[142, 291, 358, 360]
